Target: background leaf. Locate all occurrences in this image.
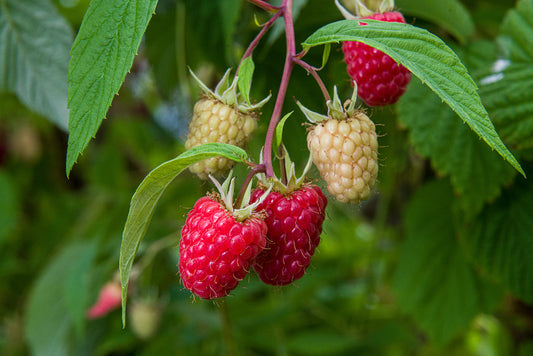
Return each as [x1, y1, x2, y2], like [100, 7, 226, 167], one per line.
[66, 0, 158, 174]
[0, 0, 72, 130]
[397, 0, 474, 44]
[393, 180, 502, 345]
[120, 143, 249, 325]
[0, 171, 19, 245]
[498, 0, 533, 62]
[397, 78, 515, 215]
[25, 241, 97, 356]
[301, 20, 524, 176]
[463, 170, 533, 304]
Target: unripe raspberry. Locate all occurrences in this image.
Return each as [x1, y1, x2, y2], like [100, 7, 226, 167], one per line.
[186, 98, 257, 179]
[250, 184, 327, 285]
[299, 85, 379, 204]
[185, 68, 270, 179]
[307, 112, 378, 203]
[129, 300, 161, 340]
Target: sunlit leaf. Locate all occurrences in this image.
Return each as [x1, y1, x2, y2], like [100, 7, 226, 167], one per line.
[302, 20, 524, 177]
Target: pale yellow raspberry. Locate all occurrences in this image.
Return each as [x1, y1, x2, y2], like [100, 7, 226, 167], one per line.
[307, 111, 378, 204]
[185, 98, 257, 179]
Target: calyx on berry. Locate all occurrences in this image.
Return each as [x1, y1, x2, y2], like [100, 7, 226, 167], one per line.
[209, 171, 272, 221]
[298, 84, 360, 124]
[335, 0, 395, 18]
[189, 68, 271, 114]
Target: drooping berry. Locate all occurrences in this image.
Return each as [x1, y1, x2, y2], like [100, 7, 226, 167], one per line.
[186, 98, 257, 179]
[299, 86, 379, 204]
[179, 195, 267, 299]
[185, 69, 270, 179]
[341, 11, 411, 106]
[307, 113, 378, 203]
[250, 184, 327, 285]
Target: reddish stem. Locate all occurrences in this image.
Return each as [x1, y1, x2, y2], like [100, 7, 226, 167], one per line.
[263, 0, 295, 178]
[247, 0, 279, 13]
[237, 11, 282, 74]
[293, 58, 331, 102]
[234, 165, 266, 209]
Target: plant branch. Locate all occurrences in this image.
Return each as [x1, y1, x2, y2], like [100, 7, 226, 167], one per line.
[293, 58, 331, 102]
[247, 0, 280, 13]
[264, 0, 296, 178]
[237, 10, 282, 74]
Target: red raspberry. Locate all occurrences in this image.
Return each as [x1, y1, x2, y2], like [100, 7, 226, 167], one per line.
[250, 184, 327, 286]
[179, 196, 267, 299]
[342, 11, 411, 106]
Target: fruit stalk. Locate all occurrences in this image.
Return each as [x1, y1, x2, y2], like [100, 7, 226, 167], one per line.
[293, 58, 331, 102]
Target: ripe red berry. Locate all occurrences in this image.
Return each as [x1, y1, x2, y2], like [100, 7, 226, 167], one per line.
[179, 196, 267, 299]
[342, 11, 411, 106]
[250, 184, 327, 286]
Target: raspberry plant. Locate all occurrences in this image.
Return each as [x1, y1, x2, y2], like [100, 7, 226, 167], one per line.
[4, 0, 533, 354]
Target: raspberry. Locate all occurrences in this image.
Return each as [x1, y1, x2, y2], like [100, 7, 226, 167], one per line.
[342, 11, 411, 106]
[307, 111, 378, 204]
[87, 281, 122, 319]
[250, 184, 327, 285]
[185, 98, 257, 179]
[179, 195, 267, 299]
[185, 68, 270, 179]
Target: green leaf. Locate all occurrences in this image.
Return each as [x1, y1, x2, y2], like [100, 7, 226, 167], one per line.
[302, 20, 524, 177]
[499, 0, 533, 62]
[393, 180, 502, 345]
[398, 78, 516, 215]
[119, 143, 248, 325]
[25, 241, 96, 356]
[0, 0, 72, 130]
[0, 171, 19, 244]
[274, 111, 293, 153]
[66, 0, 158, 175]
[480, 64, 533, 150]
[238, 56, 255, 106]
[463, 173, 533, 304]
[396, 0, 474, 44]
[321, 43, 331, 69]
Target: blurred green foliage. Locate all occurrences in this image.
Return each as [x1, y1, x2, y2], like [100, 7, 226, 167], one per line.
[1, 0, 533, 355]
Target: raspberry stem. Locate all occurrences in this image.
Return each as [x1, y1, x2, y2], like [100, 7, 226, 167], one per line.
[234, 165, 266, 210]
[237, 10, 282, 75]
[247, 0, 280, 13]
[264, 0, 295, 178]
[293, 58, 331, 102]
